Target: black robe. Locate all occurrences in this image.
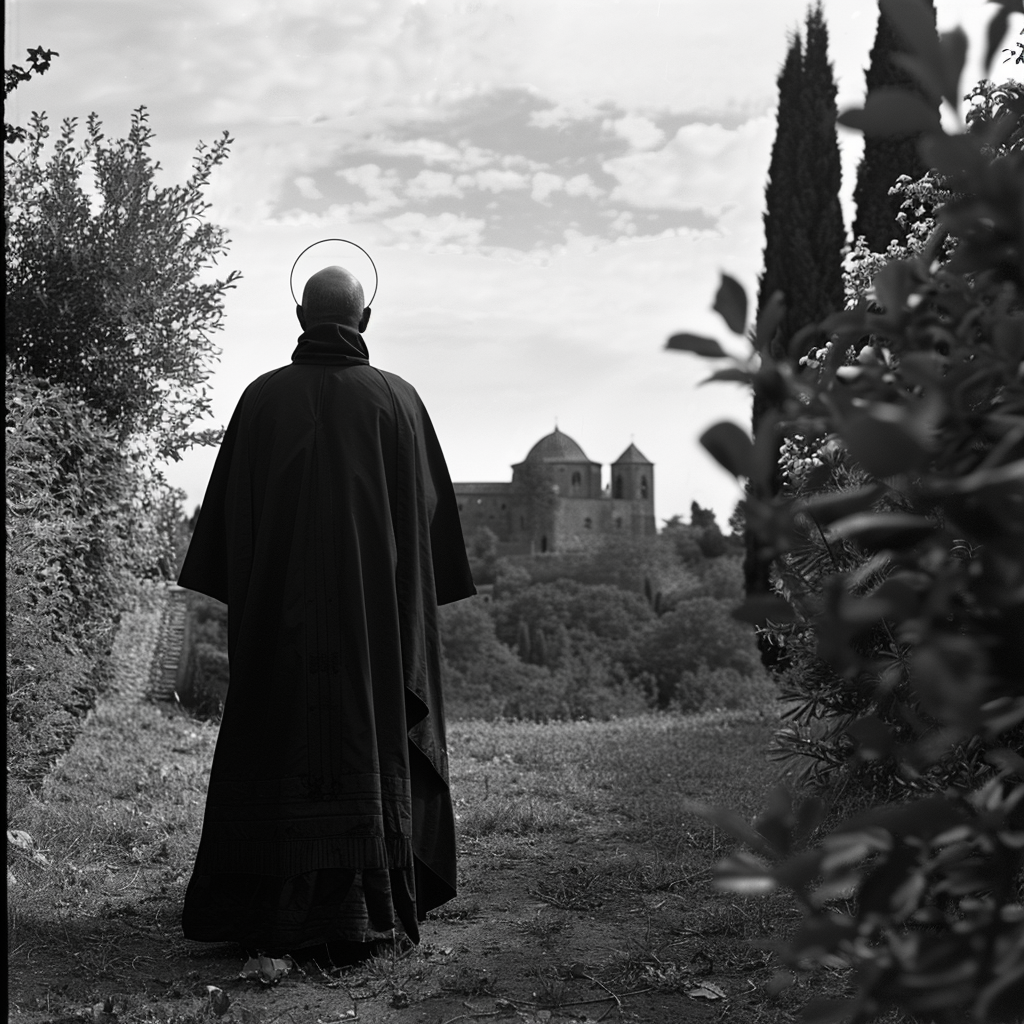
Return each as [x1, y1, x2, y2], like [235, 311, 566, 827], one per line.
[177, 322, 475, 949]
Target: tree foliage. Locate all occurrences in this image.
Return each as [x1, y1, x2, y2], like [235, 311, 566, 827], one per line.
[4, 46, 58, 143]
[752, 3, 846, 610]
[6, 368, 180, 778]
[666, 2, 1024, 1017]
[757, 3, 845, 347]
[5, 107, 240, 459]
[852, 0, 938, 250]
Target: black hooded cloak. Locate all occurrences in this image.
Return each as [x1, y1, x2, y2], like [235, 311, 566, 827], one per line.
[177, 322, 475, 949]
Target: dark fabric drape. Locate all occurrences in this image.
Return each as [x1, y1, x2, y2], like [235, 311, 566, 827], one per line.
[177, 323, 475, 948]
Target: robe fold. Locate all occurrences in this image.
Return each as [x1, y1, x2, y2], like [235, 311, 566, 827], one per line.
[177, 321, 475, 949]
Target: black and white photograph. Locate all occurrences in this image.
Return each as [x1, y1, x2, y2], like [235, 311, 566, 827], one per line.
[6, 1, 1023, 1022]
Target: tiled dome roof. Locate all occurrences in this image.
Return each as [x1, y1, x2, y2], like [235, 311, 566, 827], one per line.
[613, 442, 652, 464]
[523, 427, 592, 463]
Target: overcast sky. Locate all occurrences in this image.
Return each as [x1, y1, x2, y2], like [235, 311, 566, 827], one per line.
[6, 0, 1020, 526]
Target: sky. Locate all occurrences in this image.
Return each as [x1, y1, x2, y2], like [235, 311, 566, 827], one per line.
[6, 0, 1021, 527]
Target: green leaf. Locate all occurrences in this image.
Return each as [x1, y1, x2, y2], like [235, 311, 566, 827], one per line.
[891, 52, 944, 105]
[700, 421, 753, 477]
[819, 308, 869, 348]
[713, 851, 778, 894]
[937, 28, 968, 110]
[796, 485, 885, 527]
[840, 408, 932, 477]
[838, 88, 941, 137]
[698, 368, 754, 386]
[828, 512, 934, 551]
[874, 259, 921, 315]
[713, 273, 747, 335]
[731, 594, 798, 626]
[986, 748, 1024, 778]
[682, 802, 774, 856]
[845, 715, 895, 760]
[919, 130, 985, 182]
[666, 333, 727, 357]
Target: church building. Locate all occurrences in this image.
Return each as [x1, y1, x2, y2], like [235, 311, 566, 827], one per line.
[454, 427, 656, 554]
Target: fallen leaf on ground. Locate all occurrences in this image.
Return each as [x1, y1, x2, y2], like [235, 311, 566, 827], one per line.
[7, 829, 49, 865]
[239, 956, 293, 985]
[206, 985, 231, 1016]
[687, 982, 727, 1001]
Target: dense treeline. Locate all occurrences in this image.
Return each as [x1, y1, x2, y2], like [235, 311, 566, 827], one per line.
[441, 513, 773, 721]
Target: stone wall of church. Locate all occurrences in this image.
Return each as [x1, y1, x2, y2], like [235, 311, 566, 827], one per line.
[454, 483, 513, 540]
[552, 497, 656, 551]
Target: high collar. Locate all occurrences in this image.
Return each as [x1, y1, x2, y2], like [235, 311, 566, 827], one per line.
[290, 321, 370, 366]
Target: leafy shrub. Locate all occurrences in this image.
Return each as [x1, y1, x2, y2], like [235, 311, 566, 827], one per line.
[5, 107, 239, 459]
[6, 368, 179, 779]
[668, 4, 1024, 1018]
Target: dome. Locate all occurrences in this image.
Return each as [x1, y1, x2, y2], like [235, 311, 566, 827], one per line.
[523, 427, 593, 464]
[613, 442, 652, 465]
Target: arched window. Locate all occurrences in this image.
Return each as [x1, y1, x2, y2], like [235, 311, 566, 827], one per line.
[540, 535, 548, 553]
[640, 475, 649, 499]
[613, 475, 624, 499]
[584, 517, 592, 529]
[571, 471, 582, 494]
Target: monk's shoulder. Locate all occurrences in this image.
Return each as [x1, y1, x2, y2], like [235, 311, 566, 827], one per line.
[373, 369, 427, 414]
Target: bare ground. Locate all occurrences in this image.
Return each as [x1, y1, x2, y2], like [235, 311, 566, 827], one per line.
[8, 603, 817, 1024]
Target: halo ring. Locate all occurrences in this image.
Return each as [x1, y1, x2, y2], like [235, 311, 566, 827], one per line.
[289, 238, 379, 307]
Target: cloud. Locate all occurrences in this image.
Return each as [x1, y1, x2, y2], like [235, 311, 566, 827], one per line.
[405, 169, 463, 199]
[564, 174, 603, 199]
[470, 169, 531, 193]
[527, 99, 606, 128]
[335, 163, 404, 214]
[294, 175, 324, 200]
[369, 137, 496, 171]
[531, 172, 563, 203]
[606, 114, 665, 150]
[603, 116, 775, 218]
[266, 87, 736, 252]
[381, 210, 486, 251]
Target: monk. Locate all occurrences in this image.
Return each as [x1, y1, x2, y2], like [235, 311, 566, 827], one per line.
[177, 265, 475, 962]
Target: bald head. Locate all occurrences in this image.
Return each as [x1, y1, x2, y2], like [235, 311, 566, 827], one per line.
[297, 265, 371, 332]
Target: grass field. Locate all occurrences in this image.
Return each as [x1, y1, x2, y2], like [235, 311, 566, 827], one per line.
[7, 606, 864, 1024]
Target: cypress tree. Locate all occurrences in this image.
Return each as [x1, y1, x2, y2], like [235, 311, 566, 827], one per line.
[757, 30, 808, 346]
[800, 3, 845, 322]
[757, 4, 845, 347]
[851, 0, 938, 249]
[749, 4, 845, 632]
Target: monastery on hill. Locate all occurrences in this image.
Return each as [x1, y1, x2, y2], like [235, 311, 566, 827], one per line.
[453, 427, 656, 555]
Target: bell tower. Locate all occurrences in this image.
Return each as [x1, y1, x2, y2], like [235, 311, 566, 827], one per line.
[611, 443, 654, 504]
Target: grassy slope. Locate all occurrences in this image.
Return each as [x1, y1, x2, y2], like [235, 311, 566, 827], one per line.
[8, 607, 851, 1024]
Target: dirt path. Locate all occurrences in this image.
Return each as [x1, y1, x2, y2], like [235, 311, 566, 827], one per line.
[9, 601, 799, 1024]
